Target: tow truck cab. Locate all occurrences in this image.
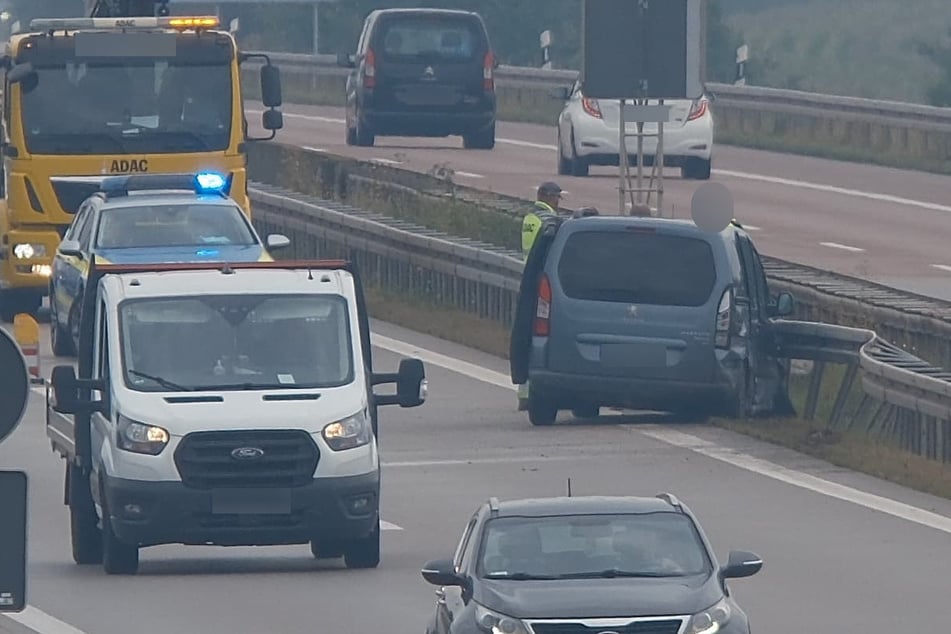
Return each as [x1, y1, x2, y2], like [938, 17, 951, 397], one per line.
[46, 260, 427, 575]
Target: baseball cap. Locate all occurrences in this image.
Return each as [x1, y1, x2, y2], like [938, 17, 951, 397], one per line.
[537, 181, 564, 197]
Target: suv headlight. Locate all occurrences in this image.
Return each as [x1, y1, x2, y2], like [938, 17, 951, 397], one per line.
[474, 604, 530, 634]
[14, 243, 45, 259]
[322, 410, 371, 451]
[685, 598, 732, 634]
[117, 414, 170, 455]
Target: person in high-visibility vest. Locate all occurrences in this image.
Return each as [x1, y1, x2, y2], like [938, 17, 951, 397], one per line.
[521, 181, 566, 258]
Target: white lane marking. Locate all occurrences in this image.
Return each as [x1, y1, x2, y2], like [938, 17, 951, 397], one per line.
[373, 333, 951, 534]
[383, 456, 578, 468]
[931, 264, 951, 273]
[371, 157, 402, 165]
[302, 145, 326, 153]
[741, 224, 761, 231]
[255, 107, 951, 214]
[380, 520, 403, 531]
[639, 427, 951, 536]
[454, 171, 484, 179]
[6, 606, 89, 634]
[820, 241, 865, 253]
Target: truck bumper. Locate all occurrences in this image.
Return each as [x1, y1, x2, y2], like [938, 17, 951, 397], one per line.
[0, 228, 58, 292]
[102, 471, 380, 548]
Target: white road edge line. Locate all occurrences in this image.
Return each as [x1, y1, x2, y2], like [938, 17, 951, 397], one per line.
[454, 171, 484, 179]
[370, 157, 402, 165]
[931, 264, 951, 273]
[820, 241, 865, 253]
[380, 520, 403, 531]
[5, 606, 89, 634]
[252, 107, 951, 214]
[371, 334, 951, 536]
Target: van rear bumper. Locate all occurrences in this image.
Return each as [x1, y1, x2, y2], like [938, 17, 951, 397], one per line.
[101, 471, 380, 548]
[529, 370, 738, 414]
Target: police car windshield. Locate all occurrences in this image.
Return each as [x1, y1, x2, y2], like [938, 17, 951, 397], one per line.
[19, 57, 232, 155]
[95, 203, 257, 249]
[478, 513, 711, 580]
[119, 294, 355, 392]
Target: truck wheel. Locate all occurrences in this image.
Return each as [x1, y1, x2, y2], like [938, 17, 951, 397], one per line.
[101, 501, 139, 575]
[67, 465, 102, 565]
[343, 519, 380, 569]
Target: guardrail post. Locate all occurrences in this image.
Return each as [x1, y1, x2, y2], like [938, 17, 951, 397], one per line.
[804, 360, 826, 421]
[829, 361, 859, 427]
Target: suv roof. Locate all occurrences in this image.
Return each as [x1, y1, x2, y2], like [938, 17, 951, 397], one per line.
[560, 214, 747, 239]
[370, 8, 483, 18]
[486, 494, 685, 518]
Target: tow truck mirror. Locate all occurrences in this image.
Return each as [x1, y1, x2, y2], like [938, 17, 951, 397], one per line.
[260, 64, 282, 109]
[371, 358, 427, 408]
[50, 365, 79, 414]
[262, 109, 283, 131]
[265, 234, 291, 251]
[6, 62, 34, 84]
[59, 239, 83, 259]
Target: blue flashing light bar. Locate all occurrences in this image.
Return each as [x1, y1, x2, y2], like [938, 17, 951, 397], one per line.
[99, 172, 231, 197]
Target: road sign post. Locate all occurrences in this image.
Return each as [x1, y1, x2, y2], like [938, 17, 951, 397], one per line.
[581, 0, 703, 215]
[0, 326, 29, 613]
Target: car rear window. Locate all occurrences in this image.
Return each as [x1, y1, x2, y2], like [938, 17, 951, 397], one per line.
[556, 230, 717, 306]
[377, 16, 483, 61]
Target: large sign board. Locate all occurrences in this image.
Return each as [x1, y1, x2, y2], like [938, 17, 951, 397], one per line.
[581, 0, 703, 100]
[0, 327, 28, 445]
[0, 471, 26, 613]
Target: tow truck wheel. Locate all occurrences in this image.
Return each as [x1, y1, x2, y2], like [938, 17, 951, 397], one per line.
[101, 500, 139, 575]
[67, 465, 102, 565]
[343, 518, 381, 569]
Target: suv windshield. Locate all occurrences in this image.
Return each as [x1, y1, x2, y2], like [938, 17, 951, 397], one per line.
[377, 15, 483, 61]
[557, 230, 717, 306]
[95, 203, 257, 249]
[119, 294, 354, 392]
[479, 513, 711, 579]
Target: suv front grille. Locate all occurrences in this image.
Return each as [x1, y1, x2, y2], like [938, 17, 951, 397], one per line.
[529, 620, 685, 634]
[174, 430, 319, 489]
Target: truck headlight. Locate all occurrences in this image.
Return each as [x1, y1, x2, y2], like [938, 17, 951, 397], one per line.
[685, 598, 732, 634]
[474, 604, 530, 634]
[117, 414, 170, 455]
[14, 243, 45, 259]
[322, 410, 371, 451]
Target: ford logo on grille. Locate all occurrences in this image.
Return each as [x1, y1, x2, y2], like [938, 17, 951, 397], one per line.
[231, 446, 265, 460]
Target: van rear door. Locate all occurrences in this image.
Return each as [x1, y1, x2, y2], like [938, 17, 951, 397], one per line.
[370, 12, 489, 112]
[545, 225, 724, 383]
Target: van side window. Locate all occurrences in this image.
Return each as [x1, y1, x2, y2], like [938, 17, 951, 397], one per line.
[737, 236, 769, 321]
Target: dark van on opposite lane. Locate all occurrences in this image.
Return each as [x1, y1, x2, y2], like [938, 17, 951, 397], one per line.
[510, 215, 796, 426]
[338, 8, 499, 149]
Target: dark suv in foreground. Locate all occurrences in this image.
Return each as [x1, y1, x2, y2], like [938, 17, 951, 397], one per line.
[338, 8, 498, 149]
[510, 215, 796, 425]
[421, 494, 764, 634]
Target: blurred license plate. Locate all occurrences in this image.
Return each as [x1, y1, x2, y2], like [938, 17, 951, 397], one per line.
[211, 488, 291, 515]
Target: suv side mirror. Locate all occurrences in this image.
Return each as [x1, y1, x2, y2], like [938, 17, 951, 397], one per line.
[372, 358, 427, 408]
[336, 52, 355, 68]
[421, 559, 465, 587]
[720, 550, 763, 579]
[770, 291, 794, 317]
[265, 234, 291, 251]
[50, 365, 80, 414]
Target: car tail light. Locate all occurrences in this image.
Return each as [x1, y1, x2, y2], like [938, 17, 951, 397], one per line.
[364, 48, 377, 88]
[483, 51, 495, 91]
[534, 273, 552, 337]
[687, 97, 709, 121]
[582, 96, 602, 119]
[715, 287, 733, 348]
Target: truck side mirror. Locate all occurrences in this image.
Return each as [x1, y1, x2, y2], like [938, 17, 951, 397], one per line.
[6, 62, 34, 85]
[260, 64, 282, 108]
[50, 365, 79, 414]
[262, 109, 283, 131]
[396, 358, 427, 408]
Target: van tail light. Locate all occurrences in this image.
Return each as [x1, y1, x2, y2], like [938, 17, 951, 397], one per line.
[534, 273, 552, 337]
[582, 96, 602, 119]
[688, 97, 709, 121]
[483, 51, 495, 91]
[364, 48, 377, 88]
[715, 288, 733, 349]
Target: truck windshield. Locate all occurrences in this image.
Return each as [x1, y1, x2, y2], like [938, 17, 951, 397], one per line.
[119, 294, 354, 392]
[19, 58, 232, 155]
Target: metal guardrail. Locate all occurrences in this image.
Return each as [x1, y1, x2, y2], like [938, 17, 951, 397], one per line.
[250, 51, 951, 131]
[248, 181, 951, 464]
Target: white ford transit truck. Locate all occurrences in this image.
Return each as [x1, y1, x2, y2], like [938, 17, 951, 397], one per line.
[46, 259, 427, 575]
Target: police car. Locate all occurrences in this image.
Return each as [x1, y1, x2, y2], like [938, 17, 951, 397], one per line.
[50, 172, 291, 357]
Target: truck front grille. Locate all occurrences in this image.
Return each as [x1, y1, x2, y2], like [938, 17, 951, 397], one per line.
[174, 430, 319, 489]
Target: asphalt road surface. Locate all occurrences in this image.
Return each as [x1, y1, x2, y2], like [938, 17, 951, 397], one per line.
[1, 320, 950, 634]
[246, 101, 951, 302]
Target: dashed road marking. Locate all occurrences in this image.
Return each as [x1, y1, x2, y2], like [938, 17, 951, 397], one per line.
[820, 241, 865, 253]
[370, 157, 402, 165]
[931, 264, 951, 273]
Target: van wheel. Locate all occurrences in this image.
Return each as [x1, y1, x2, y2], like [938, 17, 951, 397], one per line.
[355, 112, 375, 147]
[68, 465, 102, 565]
[309, 538, 344, 559]
[101, 499, 139, 575]
[343, 519, 380, 569]
[463, 122, 496, 149]
[725, 365, 754, 419]
[572, 405, 600, 419]
[528, 395, 557, 426]
[682, 157, 712, 180]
